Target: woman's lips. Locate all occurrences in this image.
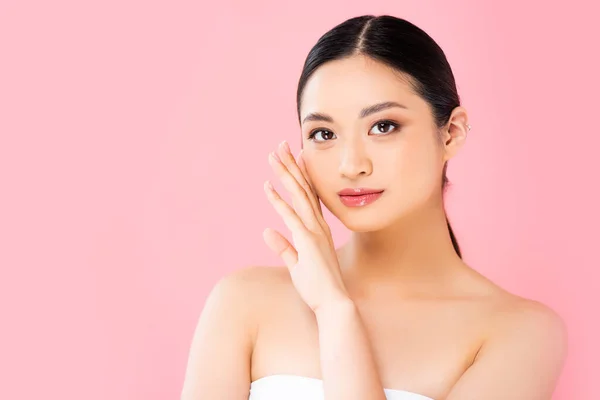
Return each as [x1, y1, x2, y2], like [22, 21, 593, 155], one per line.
[337, 189, 384, 207]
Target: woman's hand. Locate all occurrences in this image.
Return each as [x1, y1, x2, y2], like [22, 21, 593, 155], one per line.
[262, 140, 350, 313]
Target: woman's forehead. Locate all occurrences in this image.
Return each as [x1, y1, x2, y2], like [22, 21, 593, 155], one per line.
[300, 58, 422, 121]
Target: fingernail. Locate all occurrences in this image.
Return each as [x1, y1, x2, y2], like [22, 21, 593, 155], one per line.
[270, 151, 281, 163]
[282, 140, 290, 153]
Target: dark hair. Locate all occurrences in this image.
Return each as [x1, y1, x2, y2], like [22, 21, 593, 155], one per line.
[296, 15, 463, 258]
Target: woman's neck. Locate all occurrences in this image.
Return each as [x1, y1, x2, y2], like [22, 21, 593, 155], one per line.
[336, 204, 465, 300]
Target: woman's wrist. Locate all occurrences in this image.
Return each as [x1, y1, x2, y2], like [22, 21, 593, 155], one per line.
[314, 295, 356, 323]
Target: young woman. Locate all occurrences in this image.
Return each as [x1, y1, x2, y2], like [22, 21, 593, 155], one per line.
[180, 15, 567, 400]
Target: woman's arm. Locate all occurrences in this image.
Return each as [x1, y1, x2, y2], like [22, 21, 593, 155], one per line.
[180, 268, 257, 400]
[445, 301, 568, 400]
[262, 142, 388, 399]
[315, 298, 387, 400]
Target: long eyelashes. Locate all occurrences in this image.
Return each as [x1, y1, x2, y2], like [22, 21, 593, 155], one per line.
[369, 120, 398, 135]
[307, 120, 400, 142]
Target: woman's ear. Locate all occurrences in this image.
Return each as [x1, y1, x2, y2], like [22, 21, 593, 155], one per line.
[442, 106, 470, 162]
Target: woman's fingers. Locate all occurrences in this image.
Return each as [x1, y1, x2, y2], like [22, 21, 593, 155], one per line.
[277, 141, 323, 219]
[262, 227, 298, 270]
[296, 149, 323, 215]
[263, 179, 307, 237]
[269, 149, 321, 233]
[295, 148, 334, 242]
[263, 180, 303, 272]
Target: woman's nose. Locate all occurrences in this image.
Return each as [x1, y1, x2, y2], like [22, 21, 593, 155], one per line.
[338, 143, 372, 179]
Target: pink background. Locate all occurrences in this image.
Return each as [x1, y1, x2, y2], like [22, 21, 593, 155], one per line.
[0, 1, 597, 399]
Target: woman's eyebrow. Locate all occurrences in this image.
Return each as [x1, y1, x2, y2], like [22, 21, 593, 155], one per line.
[359, 101, 408, 118]
[301, 101, 408, 125]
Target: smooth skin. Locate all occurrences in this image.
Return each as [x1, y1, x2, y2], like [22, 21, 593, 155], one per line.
[180, 55, 568, 400]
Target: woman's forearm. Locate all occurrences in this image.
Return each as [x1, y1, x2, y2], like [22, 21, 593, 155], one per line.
[315, 297, 387, 400]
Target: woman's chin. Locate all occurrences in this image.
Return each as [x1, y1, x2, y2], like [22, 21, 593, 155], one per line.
[337, 213, 390, 233]
[333, 203, 414, 233]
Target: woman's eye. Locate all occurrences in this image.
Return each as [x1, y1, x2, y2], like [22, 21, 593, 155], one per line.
[309, 130, 336, 142]
[369, 121, 397, 135]
[308, 121, 397, 142]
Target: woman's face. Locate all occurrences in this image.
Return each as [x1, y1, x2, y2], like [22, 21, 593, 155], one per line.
[299, 55, 465, 232]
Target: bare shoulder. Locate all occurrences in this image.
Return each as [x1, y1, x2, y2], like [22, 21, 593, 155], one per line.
[215, 265, 292, 297]
[496, 294, 567, 338]
[199, 266, 291, 330]
[180, 266, 293, 399]
[469, 267, 568, 337]
[224, 264, 291, 282]
[458, 265, 568, 362]
[211, 265, 296, 315]
[441, 279, 569, 399]
[480, 290, 569, 362]
[462, 265, 567, 338]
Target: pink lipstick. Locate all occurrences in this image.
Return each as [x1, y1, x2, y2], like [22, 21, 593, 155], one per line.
[337, 188, 384, 207]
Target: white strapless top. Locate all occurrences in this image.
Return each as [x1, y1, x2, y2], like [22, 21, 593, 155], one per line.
[249, 374, 434, 400]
